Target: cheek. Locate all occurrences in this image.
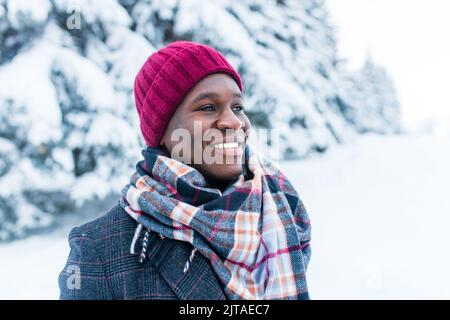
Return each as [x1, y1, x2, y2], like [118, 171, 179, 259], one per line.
[242, 116, 251, 135]
[164, 114, 194, 143]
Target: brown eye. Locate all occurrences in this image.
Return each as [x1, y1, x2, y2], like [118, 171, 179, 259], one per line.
[200, 105, 215, 112]
[232, 105, 244, 112]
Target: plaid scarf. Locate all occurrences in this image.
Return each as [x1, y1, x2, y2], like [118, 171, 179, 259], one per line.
[119, 145, 311, 300]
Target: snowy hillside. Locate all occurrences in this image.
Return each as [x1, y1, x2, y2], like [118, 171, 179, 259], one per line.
[2, 134, 448, 299]
[0, 0, 401, 240]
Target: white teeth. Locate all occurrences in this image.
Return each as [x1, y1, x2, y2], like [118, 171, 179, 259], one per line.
[214, 142, 239, 149]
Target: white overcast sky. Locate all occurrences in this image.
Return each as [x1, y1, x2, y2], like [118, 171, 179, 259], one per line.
[326, 0, 450, 130]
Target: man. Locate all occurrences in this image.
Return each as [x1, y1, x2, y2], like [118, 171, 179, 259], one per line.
[59, 41, 311, 300]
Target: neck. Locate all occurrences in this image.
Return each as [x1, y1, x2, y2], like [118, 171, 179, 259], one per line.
[205, 176, 233, 193]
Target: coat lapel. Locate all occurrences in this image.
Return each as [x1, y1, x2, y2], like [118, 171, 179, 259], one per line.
[152, 238, 227, 300]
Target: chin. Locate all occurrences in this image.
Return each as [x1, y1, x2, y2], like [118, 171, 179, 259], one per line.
[202, 164, 243, 181]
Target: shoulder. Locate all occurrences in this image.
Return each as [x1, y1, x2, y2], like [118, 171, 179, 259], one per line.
[59, 204, 134, 300]
[60, 203, 175, 299]
[68, 203, 137, 242]
[66, 203, 144, 279]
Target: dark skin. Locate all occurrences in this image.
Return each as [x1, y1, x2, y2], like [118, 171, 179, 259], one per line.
[161, 73, 251, 190]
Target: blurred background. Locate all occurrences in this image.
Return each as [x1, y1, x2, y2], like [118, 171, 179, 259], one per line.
[0, 0, 449, 299]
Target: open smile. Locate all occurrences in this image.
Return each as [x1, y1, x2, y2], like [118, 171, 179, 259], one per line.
[206, 140, 245, 158]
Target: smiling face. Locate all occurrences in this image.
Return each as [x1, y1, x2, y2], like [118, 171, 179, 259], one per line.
[161, 73, 251, 181]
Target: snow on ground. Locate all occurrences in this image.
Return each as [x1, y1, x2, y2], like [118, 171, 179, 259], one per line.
[282, 133, 450, 299]
[0, 227, 71, 299]
[1, 133, 449, 299]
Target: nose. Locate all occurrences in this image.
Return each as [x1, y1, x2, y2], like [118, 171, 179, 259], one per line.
[217, 107, 244, 131]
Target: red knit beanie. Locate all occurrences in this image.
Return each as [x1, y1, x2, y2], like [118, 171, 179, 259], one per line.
[134, 40, 244, 147]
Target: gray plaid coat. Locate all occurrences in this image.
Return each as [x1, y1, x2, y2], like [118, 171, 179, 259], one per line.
[58, 204, 227, 300]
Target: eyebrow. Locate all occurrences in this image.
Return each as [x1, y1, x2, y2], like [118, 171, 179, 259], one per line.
[192, 91, 242, 104]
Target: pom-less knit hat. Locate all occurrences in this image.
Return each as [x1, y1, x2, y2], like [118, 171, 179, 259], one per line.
[134, 40, 244, 147]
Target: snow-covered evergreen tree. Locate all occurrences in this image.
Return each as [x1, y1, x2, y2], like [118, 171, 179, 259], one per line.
[0, 0, 401, 240]
[340, 55, 402, 134]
